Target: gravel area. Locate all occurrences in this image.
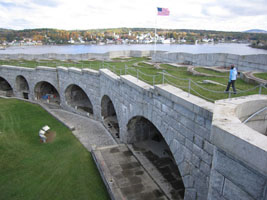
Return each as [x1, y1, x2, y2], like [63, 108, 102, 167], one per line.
[50, 109, 116, 151]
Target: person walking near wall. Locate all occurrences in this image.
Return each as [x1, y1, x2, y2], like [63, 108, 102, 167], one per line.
[225, 65, 237, 94]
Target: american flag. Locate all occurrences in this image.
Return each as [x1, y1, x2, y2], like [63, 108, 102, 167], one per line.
[157, 7, 170, 16]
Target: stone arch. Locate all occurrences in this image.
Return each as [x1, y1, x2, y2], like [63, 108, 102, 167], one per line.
[65, 84, 94, 115]
[0, 76, 13, 97]
[15, 75, 29, 99]
[101, 95, 120, 140]
[34, 81, 60, 105]
[127, 116, 185, 199]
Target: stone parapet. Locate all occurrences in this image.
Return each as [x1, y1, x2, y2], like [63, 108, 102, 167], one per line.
[209, 95, 267, 200]
[152, 52, 267, 72]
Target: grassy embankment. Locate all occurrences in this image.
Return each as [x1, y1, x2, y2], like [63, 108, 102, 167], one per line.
[0, 98, 109, 200]
[0, 57, 266, 101]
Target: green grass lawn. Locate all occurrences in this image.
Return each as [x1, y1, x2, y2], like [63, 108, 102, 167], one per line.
[254, 72, 267, 80]
[0, 98, 109, 200]
[194, 67, 228, 77]
[1, 57, 266, 102]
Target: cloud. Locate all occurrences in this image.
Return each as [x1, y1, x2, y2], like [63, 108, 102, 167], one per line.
[0, 1, 32, 10]
[31, 0, 59, 7]
[0, 0, 266, 31]
[0, 2, 16, 8]
[204, 0, 267, 17]
[10, 19, 34, 29]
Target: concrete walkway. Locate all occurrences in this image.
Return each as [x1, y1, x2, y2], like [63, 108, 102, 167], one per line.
[49, 108, 116, 151]
[92, 144, 169, 200]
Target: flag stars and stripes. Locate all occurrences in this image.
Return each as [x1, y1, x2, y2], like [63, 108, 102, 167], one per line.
[157, 7, 170, 16]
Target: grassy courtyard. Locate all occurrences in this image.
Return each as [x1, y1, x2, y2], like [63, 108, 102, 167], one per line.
[0, 98, 109, 200]
[0, 57, 266, 102]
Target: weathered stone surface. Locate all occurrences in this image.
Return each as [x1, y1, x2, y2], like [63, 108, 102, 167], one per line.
[183, 175, 194, 188]
[204, 141, 214, 155]
[179, 161, 192, 177]
[191, 154, 201, 168]
[213, 150, 266, 199]
[223, 179, 254, 200]
[195, 114, 205, 126]
[185, 138, 193, 151]
[193, 144, 212, 165]
[207, 187, 227, 200]
[209, 170, 224, 194]
[200, 161, 211, 176]
[194, 177, 209, 200]
[184, 188, 197, 200]
[193, 134, 204, 149]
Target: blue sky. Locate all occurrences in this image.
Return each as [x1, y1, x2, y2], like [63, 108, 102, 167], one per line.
[0, 0, 266, 31]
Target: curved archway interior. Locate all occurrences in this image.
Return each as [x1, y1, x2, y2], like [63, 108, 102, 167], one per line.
[65, 85, 93, 114]
[16, 75, 29, 99]
[101, 95, 119, 139]
[34, 82, 60, 105]
[0, 77, 13, 97]
[127, 116, 185, 199]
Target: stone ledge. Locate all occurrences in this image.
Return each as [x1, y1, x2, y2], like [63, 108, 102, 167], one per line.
[154, 84, 214, 115]
[211, 95, 267, 175]
[36, 66, 57, 72]
[57, 66, 68, 72]
[82, 68, 99, 75]
[68, 67, 82, 74]
[100, 68, 120, 81]
[120, 75, 153, 94]
[0, 65, 35, 71]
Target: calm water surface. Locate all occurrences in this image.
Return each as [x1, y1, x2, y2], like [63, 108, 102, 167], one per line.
[1, 43, 267, 55]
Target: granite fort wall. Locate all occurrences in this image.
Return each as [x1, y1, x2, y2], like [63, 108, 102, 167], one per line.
[0, 50, 154, 61]
[152, 52, 267, 72]
[0, 64, 266, 200]
[0, 50, 267, 72]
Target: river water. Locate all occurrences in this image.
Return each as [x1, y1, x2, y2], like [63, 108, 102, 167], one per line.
[1, 43, 267, 55]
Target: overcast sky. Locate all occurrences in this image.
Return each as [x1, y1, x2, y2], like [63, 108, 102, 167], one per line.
[0, 0, 266, 32]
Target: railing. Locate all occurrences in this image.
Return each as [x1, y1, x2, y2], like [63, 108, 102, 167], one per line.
[243, 107, 267, 124]
[100, 63, 267, 102]
[1, 61, 266, 102]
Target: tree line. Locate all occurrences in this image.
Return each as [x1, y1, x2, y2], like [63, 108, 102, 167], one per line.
[0, 28, 266, 46]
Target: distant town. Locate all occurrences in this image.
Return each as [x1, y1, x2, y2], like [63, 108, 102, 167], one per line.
[0, 28, 267, 50]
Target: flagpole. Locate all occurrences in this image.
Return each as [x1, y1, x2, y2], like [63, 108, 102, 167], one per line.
[154, 8, 157, 55]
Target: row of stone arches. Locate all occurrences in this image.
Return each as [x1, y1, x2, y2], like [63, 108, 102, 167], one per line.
[0, 75, 185, 198]
[0, 75, 30, 99]
[0, 76, 117, 124]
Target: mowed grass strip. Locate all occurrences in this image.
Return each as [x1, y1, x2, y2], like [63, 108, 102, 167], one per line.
[254, 72, 267, 80]
[0, 98, 109, 200]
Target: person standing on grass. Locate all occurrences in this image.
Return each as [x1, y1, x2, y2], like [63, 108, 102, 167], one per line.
[225, 65, 237, 94]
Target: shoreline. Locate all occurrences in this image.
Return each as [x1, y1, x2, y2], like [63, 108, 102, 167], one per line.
[0, 43, 267, 55]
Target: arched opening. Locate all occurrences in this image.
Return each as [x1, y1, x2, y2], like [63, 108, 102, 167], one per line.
[127, 116, 185, 199]
[0, 77, 13, 97]
[65, 84, 93, 115]
[101, 95, 119, 140]
[16, 75, 29, 99]
[34, 81, 60, 105]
